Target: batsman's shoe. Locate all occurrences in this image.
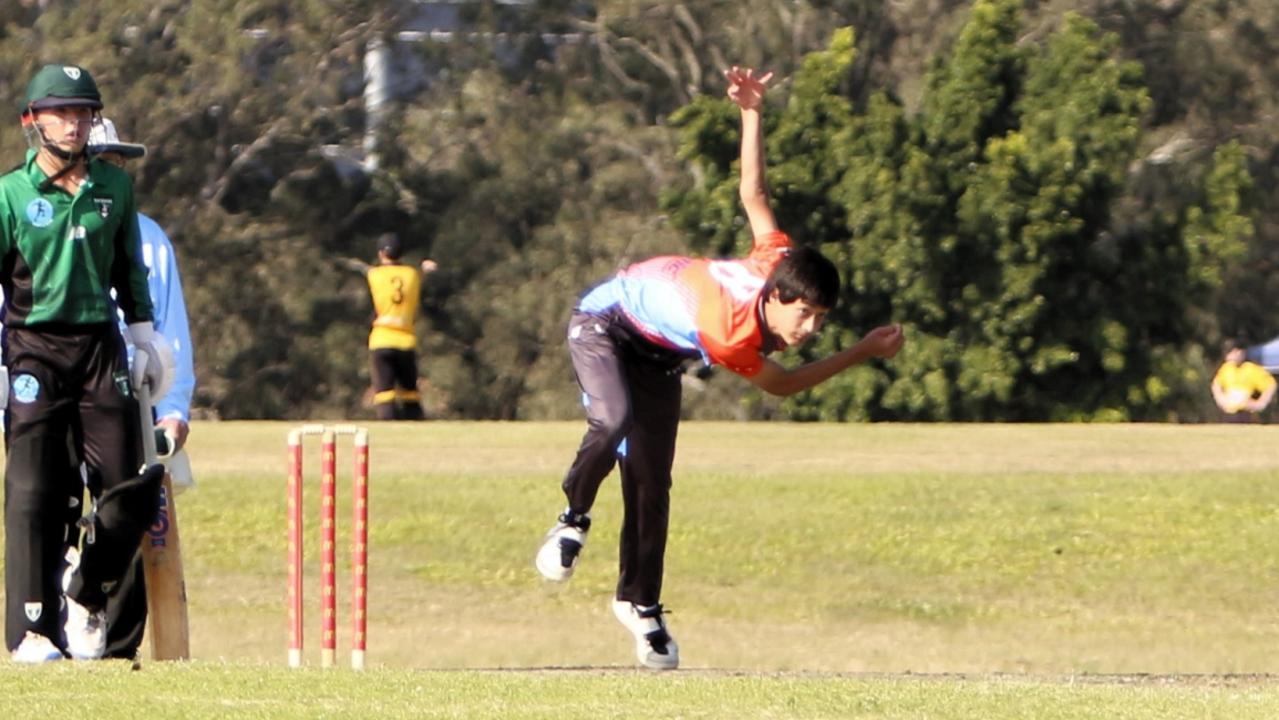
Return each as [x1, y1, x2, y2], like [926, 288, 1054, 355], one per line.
[64, 596, 107, 660]
[11, 632, 63, 664]
[612, 599, 679, 670]
[535, 510, 591, 582]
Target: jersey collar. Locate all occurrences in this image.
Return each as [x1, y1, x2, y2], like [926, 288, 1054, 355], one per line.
[24, 148, 95, 193]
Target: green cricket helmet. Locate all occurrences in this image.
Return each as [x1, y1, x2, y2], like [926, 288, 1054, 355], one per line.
[21, 64, 103, 115]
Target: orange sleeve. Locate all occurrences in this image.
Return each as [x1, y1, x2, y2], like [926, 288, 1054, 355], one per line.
[745, 231, 792, 278]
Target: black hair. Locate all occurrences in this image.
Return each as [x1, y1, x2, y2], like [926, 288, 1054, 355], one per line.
[1222, 338, 1243, 358]
[377, 233, 402, 260]
[762, 246, 840, 310]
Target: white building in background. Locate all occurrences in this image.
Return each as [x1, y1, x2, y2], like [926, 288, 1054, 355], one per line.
[362, 0, 585, 170]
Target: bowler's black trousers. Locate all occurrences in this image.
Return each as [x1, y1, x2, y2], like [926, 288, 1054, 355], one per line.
[561, 311, 684, 608]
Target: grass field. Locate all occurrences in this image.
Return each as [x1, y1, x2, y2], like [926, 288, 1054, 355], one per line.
[1, 421, 1277, 718]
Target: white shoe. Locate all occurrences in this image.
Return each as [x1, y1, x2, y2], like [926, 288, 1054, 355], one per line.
[612, 599, 679, 670]
[535, 511, 590, 582]
[64, 595, 107, 660]
[11, 631, 63, 664]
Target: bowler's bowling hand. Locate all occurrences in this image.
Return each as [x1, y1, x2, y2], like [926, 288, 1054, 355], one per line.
[864, 324, 905, 359]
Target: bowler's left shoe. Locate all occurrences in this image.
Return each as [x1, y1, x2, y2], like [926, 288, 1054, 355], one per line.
[612, 599, 679, 670]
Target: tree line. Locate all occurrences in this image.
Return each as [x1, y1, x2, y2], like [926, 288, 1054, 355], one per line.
[0, 0, 1269, 422]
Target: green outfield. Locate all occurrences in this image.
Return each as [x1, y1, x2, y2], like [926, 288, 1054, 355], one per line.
[1, 421, 1277, 717]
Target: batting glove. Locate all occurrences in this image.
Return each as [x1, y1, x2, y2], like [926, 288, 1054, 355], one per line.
[126, 321, 176, 399]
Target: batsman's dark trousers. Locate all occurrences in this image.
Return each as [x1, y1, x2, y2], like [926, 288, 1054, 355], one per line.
[561, 312, 682, 608]
[64, 465, 148, 659]
[2, 323, 147, 651]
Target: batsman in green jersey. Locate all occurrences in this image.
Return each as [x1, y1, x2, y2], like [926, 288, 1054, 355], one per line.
[1, 64, 175, 663]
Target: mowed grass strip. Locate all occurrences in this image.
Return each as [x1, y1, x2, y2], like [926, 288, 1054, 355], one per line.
[2, 422, 1277, 680]
[0, 663, 1276, 719]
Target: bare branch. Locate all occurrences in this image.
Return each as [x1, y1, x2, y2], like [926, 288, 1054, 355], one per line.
[673, 4, 702, 44]
[575, 14, 690, 104]
[616, 34, 689, 103]
[572, 16, 648, 92]
[670, 5, 703, 97]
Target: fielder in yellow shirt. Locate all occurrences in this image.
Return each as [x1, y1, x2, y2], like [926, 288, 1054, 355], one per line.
[363, 233, 437, 420]
[1211, 339, 1276, 423]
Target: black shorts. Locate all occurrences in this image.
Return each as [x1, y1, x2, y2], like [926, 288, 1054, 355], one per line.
[370, 347, 418, 393]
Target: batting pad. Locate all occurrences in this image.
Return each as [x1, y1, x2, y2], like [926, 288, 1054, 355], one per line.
[68, 464, 165, 608]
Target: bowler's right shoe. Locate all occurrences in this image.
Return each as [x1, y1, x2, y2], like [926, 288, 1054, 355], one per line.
[11, 632, 63, 664]
[612, 599, 679, 670]
[64, 595, 107, 661]
[535, 510, 591, 582]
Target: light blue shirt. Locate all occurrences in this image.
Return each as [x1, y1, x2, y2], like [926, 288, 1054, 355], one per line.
[125, 213, 195, 423]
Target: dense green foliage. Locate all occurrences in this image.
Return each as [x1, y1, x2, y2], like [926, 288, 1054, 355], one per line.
[0, 1, 1270, 420]
[669, 4, 1250, 421]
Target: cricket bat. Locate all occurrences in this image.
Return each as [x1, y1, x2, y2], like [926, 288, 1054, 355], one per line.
[135, 370, 192, 660]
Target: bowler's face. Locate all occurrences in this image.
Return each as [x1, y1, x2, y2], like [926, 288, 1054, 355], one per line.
[764, 292, 828, 349]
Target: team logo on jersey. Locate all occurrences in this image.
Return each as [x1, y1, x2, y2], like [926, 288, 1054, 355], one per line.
[25, 198, 53, 228]
[62, 66, 81, 81]
[24, 602, 41, 622]
[12, 374, 40, 404]
[93, 197, 113, 219]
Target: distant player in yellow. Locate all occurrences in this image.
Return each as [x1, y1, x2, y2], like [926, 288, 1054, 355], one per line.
[1211, 339, 1276, 423]
[363, 233, 437, 420]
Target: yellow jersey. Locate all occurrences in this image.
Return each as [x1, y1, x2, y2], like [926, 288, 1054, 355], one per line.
[367, 264, 422, 351]
[1212, 361, 1276, 413]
